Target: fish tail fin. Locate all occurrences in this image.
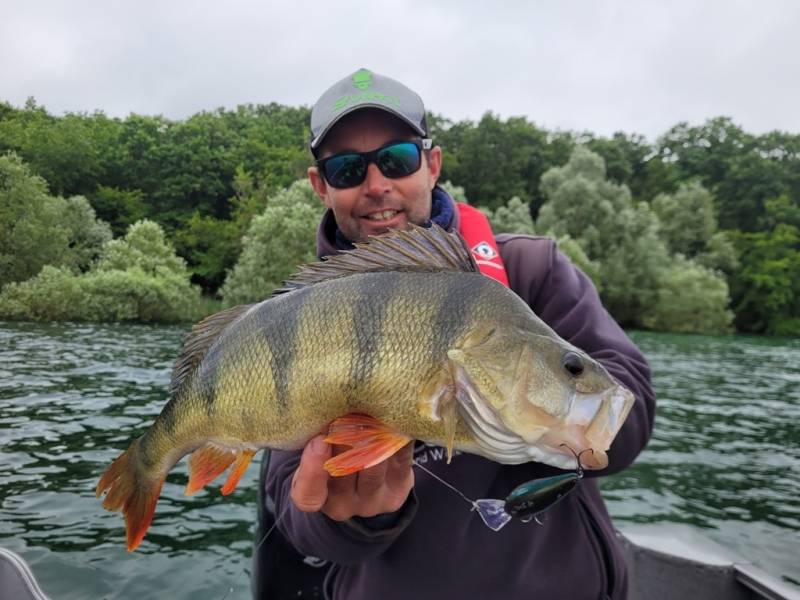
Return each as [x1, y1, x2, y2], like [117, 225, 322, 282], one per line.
[96, 438, 166, 552]
[323, 414, 413, 477]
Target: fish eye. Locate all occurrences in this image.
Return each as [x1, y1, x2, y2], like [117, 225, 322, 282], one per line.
[561, 352, 584, 377]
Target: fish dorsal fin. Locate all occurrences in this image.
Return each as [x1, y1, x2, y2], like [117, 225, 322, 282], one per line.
[275, 224, 478, 294]
[169, 303, 254, 395]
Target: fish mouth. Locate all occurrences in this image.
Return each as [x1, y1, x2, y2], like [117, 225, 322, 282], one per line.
[540, 385, 635, 470]
[450, 363, 635, 471]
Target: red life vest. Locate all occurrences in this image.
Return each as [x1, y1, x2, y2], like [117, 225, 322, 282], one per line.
[456, 203, 510, 288]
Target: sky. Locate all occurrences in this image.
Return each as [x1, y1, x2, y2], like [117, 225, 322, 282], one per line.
[1, 0, 798, 141]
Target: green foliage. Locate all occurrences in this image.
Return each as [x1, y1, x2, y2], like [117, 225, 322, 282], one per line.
[655, 117, 800, 232]
[652, 181, 716, 257]
[0, 266, 84, 321]
[436, 112, 553, 211]
[0, 219, 202, 323]
[438, 180, 468, 204]
[89, 186, 149, 236]
[537, 146, 671, 325]
[2, 97, 798, 334]
[0, 154, 110, 288]
[484, 196, 536, 236]
[729, 223, 800, 335]
[61, 195, 113, 271]
[642, 256, 733, 334]
[97, 220, 188, 275]
[221, 180, 324, 305]
[695, 231, 739, 275]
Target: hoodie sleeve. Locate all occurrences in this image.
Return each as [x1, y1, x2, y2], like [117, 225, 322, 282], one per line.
[499, 235, 656, 477]
[265, 448, 418, 565]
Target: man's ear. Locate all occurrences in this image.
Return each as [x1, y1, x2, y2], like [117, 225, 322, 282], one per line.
[308, 166, 331, 207]
[427, 146, 442, 188]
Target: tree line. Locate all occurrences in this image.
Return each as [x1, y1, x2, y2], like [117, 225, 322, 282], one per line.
[0, 99, 797, 335]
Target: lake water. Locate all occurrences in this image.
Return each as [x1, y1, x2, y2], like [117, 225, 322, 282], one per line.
[1, 322, 798, 598]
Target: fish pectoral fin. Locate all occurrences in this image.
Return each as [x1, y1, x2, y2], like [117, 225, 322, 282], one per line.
[323, 414, 413, 477]
[185, 445, 236, 496]
[220, 449, 256, 496]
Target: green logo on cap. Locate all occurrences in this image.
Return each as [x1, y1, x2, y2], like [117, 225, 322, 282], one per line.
[352, 69, 372, 90]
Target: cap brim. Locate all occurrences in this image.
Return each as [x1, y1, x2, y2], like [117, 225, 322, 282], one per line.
[310, 103, 427, 152]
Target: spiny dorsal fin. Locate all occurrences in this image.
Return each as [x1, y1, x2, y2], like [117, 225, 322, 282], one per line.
[275, 224, 478, 294]
[169, 303, 254, 395]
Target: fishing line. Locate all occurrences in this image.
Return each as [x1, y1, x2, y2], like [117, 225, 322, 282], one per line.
[412, 460, 475, 507]
[412, 460, 512, 531]
[220, 499, 291, 600]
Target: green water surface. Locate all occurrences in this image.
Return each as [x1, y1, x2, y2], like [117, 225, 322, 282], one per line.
[0, 322, 798, 598]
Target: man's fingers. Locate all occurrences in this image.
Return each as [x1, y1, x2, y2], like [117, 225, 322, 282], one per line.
[355, 459, 389, 497]
[384, 442, 415, 495]
[290, 435, 332, 512]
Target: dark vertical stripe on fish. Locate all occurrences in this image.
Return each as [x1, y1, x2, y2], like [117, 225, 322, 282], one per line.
[429, 273, 483, 360]
[347, 273, 400, 402]
[261, 286, 314, 411]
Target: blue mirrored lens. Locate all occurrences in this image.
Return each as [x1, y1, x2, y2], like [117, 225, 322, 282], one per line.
[324, 154, 366, 188]
[377, 142, 421, 177]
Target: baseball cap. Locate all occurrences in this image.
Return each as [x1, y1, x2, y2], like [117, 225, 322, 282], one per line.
[309, 68, 428, 155]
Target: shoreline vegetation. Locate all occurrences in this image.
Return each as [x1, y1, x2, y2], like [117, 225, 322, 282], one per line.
[0, 100, 798, 335]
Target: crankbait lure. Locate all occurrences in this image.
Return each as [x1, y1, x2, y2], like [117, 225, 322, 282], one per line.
[504, 446, 592, 523]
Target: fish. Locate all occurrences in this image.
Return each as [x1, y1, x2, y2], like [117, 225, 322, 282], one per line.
[96, 224, 635, 551]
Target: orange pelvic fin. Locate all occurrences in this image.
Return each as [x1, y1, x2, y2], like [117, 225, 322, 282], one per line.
[96, 438, 165, 552]
[185, 445, 236, 496]
[220, 449, 256, 496]
[323, 414, 413, 477]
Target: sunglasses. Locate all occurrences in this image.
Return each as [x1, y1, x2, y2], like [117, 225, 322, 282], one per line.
[316, 138, 433, 189]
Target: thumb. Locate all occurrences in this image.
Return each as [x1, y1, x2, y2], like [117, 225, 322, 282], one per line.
[290, 435, 332, 512]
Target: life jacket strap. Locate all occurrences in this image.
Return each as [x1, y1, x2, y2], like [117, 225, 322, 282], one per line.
[456, 203, 510, 288]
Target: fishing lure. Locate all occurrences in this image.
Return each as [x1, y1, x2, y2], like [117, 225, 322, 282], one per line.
[504, 446, 592, 523]
[412, 445, 593, 532]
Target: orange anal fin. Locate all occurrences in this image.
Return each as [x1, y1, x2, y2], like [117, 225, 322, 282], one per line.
[185, 445, 236, 496]
[220, 449, 255, 496]
[323, 414, 413, 477]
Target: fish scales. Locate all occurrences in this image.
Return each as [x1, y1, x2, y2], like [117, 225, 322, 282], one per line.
[96, 225, 636, 551]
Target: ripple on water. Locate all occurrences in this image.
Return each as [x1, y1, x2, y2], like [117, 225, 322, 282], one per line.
[1, 323, 799, 598]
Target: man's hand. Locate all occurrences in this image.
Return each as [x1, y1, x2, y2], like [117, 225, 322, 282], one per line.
[290, 435, 415, 521]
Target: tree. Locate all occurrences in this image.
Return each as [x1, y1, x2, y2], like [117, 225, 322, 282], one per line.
[642, 256, 733, 334]
[484, 196, 536, 236]
[89, 186, 149, 237]
[651, 181, 717, 257]
[221, 179, 324, 305]
[536, 146, 671, 325]
[730, 222, 800, 335]
[0, 219, 203, 323]
[0, 154, 109, 287]
[60, 195, 113, 272]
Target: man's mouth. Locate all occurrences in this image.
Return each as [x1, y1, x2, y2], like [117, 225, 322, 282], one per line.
[364, 210, 400, 222]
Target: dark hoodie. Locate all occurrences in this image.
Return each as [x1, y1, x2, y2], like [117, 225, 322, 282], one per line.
[264, 189, 655, 600]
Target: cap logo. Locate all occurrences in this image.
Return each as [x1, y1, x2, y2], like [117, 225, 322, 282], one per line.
[331, 91, 401, 113]
[352, 69, 373, 90]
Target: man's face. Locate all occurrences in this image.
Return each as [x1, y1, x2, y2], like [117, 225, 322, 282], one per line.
[308, 109, 442, 243]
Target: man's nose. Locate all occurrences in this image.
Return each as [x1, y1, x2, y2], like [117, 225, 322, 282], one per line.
[363, 163, 391, 197]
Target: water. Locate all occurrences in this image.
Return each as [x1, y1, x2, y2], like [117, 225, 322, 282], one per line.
[0, 322, 798, 598]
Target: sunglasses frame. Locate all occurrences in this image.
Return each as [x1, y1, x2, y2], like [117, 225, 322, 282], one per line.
[316, 138, 433, 189]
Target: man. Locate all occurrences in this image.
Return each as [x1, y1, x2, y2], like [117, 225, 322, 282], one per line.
[257, 68, 655, 599]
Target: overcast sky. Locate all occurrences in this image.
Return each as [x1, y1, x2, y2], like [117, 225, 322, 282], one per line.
[1, 0, 798, 140]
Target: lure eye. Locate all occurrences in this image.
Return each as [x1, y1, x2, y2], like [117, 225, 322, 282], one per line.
[561, 352, 584, 377]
